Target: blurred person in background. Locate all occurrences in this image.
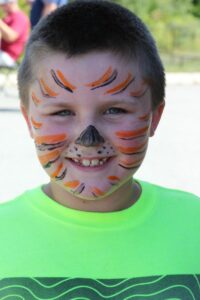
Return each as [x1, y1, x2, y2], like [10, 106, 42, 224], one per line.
[0, 0, 29, 67]
[30, 0, 68, 29]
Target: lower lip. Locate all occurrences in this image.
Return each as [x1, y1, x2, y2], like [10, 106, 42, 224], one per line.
[67, 157, 113, 172]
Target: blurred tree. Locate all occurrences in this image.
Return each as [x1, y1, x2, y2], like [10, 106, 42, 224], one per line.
[114, 0, 200, 53]
[191, 0, 200, 17]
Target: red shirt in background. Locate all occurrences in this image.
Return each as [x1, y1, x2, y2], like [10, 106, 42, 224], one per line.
[1, 11, 29, 61]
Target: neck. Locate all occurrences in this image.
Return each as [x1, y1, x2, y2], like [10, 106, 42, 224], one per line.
[43, 178, 141, 213]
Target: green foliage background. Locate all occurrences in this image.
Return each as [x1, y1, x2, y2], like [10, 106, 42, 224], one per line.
[114, 0, 200, 71]
[2, 0, 199, 71]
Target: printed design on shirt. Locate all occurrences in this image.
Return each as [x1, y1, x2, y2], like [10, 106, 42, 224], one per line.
[0, 275, 200, 299]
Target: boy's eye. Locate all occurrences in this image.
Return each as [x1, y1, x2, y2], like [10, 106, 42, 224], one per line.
[51, 110, 75, 116]
[104, 107, 127, 115]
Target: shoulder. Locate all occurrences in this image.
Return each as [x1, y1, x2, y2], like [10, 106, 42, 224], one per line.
[0, 186, 42, 219]
[15, 10, 29, 21]
[139, 180, 200, 209]
[9, 11, 29, 26]
[138, 180, 200, 230]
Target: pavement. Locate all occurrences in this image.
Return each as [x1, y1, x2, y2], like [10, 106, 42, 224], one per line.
[0, 72, 200, 202]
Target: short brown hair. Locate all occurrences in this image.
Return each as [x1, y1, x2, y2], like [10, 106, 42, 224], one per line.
[18, 0, 165, 109]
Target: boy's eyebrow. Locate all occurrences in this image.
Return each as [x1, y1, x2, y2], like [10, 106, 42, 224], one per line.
[39, 78, 59, 98]
[85, 66, 118, 90]
[51, 69, 77, 93]
[104, 72, 135, 95]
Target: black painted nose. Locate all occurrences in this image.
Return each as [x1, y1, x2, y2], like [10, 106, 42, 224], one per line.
[75, 125, 105, 147]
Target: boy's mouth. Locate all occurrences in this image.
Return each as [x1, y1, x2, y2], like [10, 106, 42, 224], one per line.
[67, 157, 111, 167]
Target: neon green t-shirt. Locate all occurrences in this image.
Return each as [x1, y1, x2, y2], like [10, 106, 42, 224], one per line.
[0, 180, 200, 299]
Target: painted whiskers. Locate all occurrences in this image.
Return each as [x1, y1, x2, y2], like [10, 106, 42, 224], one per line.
[116, 114, 150, 170]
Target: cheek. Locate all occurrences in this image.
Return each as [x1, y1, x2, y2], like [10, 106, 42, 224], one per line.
[30, 108, 69, 138]
[111, 114, 151, 164]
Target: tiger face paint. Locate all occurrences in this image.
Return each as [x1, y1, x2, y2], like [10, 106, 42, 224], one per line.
[22, 51, 164, 209]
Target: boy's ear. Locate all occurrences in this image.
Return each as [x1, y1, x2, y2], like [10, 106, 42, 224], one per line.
[20, 104, 34, 138]
[150, 101, 165, 137]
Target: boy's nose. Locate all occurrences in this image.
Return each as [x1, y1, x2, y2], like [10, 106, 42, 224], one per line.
[75, 125, 105, 147]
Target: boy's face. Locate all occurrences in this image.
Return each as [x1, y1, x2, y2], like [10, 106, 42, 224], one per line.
[22, 51, 164, 201]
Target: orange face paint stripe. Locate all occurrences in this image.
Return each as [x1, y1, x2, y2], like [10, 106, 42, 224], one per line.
[56, 69, 76, 91]
[35, 134, 67, 145]
[117, 142, 146, 154]
[31, 91, 42, 106]
[31, 116, 43, 129]
[51, 162, 64, 178]
[119, 158, 143, 167]
[91, 187, 104, 196]
[38, 149, 60, 166]
[39, 78, 59, 97]
[107, 176, 120, 181]
[105, 73, 134, 95]
[139, 113, 150, 121]
[86, 66, 113, 88]
[115, 126, 149, 139]
[118, 163, 141, 170]
[64, 180, 80, 189]
[129, 83, 148, 97]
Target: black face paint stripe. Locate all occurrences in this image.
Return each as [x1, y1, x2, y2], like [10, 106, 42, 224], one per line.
[74, 183, 85, 194]
[35, 141, 67, 151]
[38, 80, 52, 98]
[44, 156, 60, 168]
[55, 168, 67, 181]
[119, 134, 147, 141]
[51, 69, 73, 93]
[118, 164, 141, 170]
[91, 70, 118, 91]
[111, 78, 135, 95]
[119, 149, 146, 156]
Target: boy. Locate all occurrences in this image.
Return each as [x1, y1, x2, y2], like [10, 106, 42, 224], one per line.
[0, 0, 200, 298]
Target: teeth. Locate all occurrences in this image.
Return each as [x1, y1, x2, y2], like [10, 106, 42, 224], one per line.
[71, 157, 109, 167]
[82, 159, 90, 167]
[91, 159, 99, 166]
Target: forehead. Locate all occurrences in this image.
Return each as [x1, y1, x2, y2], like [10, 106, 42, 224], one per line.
[36, 51, 141, 81]
[29, 50, 152, 112]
